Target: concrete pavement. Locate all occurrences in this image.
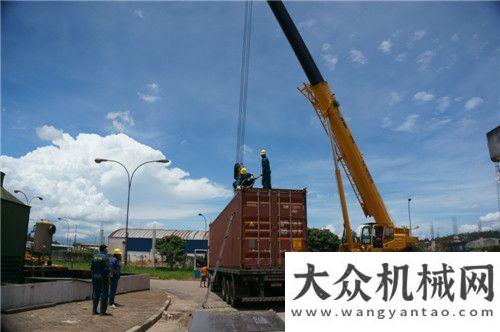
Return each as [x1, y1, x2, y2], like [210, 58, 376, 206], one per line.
[1, 289, 168, 332]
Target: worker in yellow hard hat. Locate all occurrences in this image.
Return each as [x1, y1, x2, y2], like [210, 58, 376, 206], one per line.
[234, 166, 255, 189]
[260, 149, 272, 189]
[109, 247, 122, 308]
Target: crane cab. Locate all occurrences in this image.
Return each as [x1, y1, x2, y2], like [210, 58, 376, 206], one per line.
[359, 223, 394, 250]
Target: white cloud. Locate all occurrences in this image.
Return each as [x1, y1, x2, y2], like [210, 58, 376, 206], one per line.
[426, 117, 451, 130]
[36, 125, 64, 142]
[459, 224, 478, 233]
[412, 30, 427, 42]
[322, 224, 340, 236]
[416, 50, 435, 71]
[388, 92, 403, 106]
[133, 9, 144, 19]
[298, 19, 316, 28]
[0, 129, 231, 241]
[349, 49, 367, 65]
[395, 114, 419, 132]
[413, 91, 435, 103]
[147, 83, 160, 94]
[395, 53, 406, 62]
[382, 116, 392, 128]
[241, 144, 253, 156]
[378, 40, 393, 54]
[106, 111, 135, 132]
[321, 43, 331, 52]
[479, 211, 500, 223]
[321, 53, 338, 70]
[137, 92, 161, 103]
[464, 97, 484, 110]
[451, 33, 459, 42]
[436, 96, 450, 112]
[138, 83, 161, 103]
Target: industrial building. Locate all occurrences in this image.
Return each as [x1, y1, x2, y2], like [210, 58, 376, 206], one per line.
[108, 228, 208, 263]
[1, 172, 31, 283]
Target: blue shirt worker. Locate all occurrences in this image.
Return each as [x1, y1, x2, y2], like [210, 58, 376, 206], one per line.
[91, 244, 111, 316]
[109, 248, 122, 308]
[260, 149, 272, 189]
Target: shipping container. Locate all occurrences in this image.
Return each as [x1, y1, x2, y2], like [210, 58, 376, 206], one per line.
[209, 188, 307, 306]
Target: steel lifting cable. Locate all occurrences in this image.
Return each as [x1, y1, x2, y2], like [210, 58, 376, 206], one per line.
[235, 1, 253, 165]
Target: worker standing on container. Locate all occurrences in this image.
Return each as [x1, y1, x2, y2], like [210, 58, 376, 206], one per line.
[109, 248, 122, 308]
[260, 149, 272, 189]
[91, 244, 110, 316]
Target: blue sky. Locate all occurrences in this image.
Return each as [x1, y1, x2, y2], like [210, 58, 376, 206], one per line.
[1, 1, 499, 243]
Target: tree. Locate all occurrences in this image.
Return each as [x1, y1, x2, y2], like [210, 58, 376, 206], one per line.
[156, 235, 187, 268]
[307, 228, 340, 252]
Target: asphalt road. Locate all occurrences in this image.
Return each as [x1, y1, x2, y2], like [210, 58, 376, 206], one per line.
[148, 279, 285, 331]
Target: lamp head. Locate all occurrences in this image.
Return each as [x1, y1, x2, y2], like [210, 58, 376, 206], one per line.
[94, 158, 108, 164]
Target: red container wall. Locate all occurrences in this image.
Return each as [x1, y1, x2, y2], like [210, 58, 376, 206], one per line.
[209, 188, 307, 270]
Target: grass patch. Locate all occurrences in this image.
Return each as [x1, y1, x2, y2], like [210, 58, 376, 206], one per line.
[53, 260, 194, 280]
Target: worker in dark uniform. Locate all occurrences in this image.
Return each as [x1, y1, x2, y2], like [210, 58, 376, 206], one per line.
[233, 162, 243, 189]
[239, 167, 255, 188]
[91, 244, 110, 315]
[109, 248, 122, 308]
[260, 149, 272, 189]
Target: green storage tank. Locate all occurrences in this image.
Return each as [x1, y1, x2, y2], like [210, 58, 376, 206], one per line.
[1, 172, 31, 283]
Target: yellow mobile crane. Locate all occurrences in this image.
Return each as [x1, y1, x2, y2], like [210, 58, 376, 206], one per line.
[268, 1, 417, 251]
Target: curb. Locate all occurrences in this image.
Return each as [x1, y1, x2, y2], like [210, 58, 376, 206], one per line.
[2, 302, 57, 314]
[124, 296, 172, 332]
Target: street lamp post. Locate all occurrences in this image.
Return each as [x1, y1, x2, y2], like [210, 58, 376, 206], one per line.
[407, 198, 412, 236]
[13, 190, 43, 205]
[198, 213, 207, 232]
[94, 158, 169, 266]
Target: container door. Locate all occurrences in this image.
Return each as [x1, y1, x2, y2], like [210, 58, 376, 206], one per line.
[276, 191, 307, 267]
[241, 190, 273, 269]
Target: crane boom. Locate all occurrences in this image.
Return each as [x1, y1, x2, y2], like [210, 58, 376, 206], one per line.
[267, 1, 393, 226]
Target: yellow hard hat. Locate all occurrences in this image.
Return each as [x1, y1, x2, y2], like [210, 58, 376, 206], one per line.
[260, 149, 266, 155]
[113, 248, 122, 255]
[240, 167, 247, 175]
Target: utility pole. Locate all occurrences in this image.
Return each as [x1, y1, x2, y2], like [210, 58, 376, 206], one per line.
[407, 198, 412, 236]
[151, 223, 157, 268]
[496, 163, 500, 212]
[99, 220, 104, 246]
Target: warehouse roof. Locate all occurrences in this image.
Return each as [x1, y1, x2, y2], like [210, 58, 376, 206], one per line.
[109, 228, 208, 240]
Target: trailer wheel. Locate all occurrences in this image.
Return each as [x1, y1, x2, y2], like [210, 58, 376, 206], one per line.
[229, 276, 241, 307]
[224, 278, 232, 304]
[221, 278, 229, 302]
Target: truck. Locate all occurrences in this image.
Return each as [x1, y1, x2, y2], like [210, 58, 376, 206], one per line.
[209, 188, 307, 306]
